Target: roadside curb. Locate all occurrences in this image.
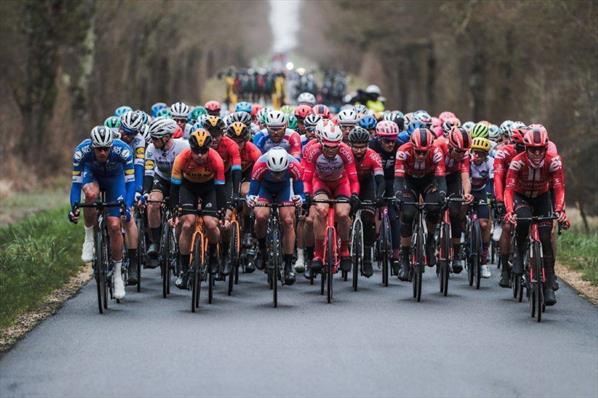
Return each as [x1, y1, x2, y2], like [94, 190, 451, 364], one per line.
[0, 263, 92, 354]
[556, 263, 598, 305]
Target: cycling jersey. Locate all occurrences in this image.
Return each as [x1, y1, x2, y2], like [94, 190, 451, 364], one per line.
[248, 153, 304, 203]
[434, 137, 470, 175]
[470, 156, 494, 193]
[302, 142, 359, 197]
[368, 137, 399, 180]
[253, 128, 302, 159]
[123, 134, 146, 193]
[214, 136, 242, 173]
[394, 143, 445, 179]
[143, 138, 189, 192]
[239, 141, 262, 174]
[70, 139, 135, 215]
[493, 144, 520, 202]
[355, 148, 384, 180]
[504, 152, 565, 213]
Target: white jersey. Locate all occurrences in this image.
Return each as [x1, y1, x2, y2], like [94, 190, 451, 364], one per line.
[144, 138, 189, 181]
[183, 123, 194, 140]
[128, 133, 146, 169]
[470, 156, 494, 192]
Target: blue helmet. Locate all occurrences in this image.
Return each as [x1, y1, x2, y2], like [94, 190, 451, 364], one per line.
[358, 115, 377, 130]
[235, 101, 252, 114]
[115, 105, 133, 117]
[407, 120, 426, 134]
[398, 131, 410, 145]
[150, 102, 167, 117]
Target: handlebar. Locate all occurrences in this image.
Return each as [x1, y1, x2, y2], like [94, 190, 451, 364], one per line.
[312, 199, 350, 204]
[253, 202, 297, 208]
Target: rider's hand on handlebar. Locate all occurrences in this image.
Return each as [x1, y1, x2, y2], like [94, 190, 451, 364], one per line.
[68, 205, 80, 224]
[464, 193, 474, 205]
[556, 211, 570, 229]
[350, 194, 361, 210]
[375, 196, 385, 208]
[246, 195, 258, 208]
[505, 211, 517, 225]
[291, 195, 303, 208]
[168, 216, 178, 228]
[495, 201, 506, 218]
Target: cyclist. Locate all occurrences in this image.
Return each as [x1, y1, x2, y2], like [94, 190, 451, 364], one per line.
[303, 121, 360, 274]
[246, 147, 304, 284]
[369, 120, 403, 274]
[337, 107, 359, 143]
[170, 102, 192, 139]
[205, 100, 221, 117]
[349, 127, 385, 277]
[358, 114, 378, 136]
[434, 127, 473, 272]
[297, 92, 317, 107]
[302, 113, 322, 147]
[254, 110, 302, 159]
[504, 126, 568, 306]
[68, 126, 135, 300]
[312, 104, 331, 120]
[151, 102, 167, 118]
[169, 129, 227, 289]
[394, 128, 447, 281]
[469, 137, 495, 278]
[115, 105, 133, 117]
[294, 104, 314, 135]
[143, 118, 189, 259]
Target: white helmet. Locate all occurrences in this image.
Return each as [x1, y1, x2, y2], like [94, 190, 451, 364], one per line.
[265, 110, 287, 128]
[170, 102, 190, 119]
[319, 121, 343, 145]
[120, 110, 144, 134]
[499, 120, 513, 137]
[510, 121, 526, 138]
[488, 124, 501, 142]
[266, 147, 290, 172]
[365, 84, 381, 95]
[140, 124, 151, 143]
[297, 92, 316, 106]
[148, 117, 178, 138]
[337, 108, 358, 126]
[462, 121, 475, 133]
[90, 125, 114, 147]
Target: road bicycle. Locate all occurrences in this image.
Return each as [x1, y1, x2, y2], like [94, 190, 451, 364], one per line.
[76, 195, 126, 314]
[225, 204, 241, 296]
[133, 203, 145, 292]
[464, 198, 489, 290]
[146, 199, 178, 298]
[349, 200, 376, 291]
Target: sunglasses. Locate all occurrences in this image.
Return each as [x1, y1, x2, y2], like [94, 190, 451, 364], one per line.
[414, 149, 428, 156]
[93, 146, 111, 152]
[191, 147, 209, 154]
[268, 127, 286, 134]
[323, 144, 339, 151]
[381, 138, 395, 145]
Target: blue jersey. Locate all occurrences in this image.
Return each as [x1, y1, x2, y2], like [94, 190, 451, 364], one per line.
[123, 134, 146, 193]
[70, 139, 135, 208]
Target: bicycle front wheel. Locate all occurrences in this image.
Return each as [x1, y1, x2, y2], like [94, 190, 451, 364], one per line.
[191, 235, 203, 312]
[439, 222, 451, 296]
[326, 228, 334, 304]
[227, 221, 240, 296]
[94, 229, 105, 314]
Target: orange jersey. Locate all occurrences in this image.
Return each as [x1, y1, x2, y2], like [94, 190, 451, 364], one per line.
[240, 141, 262, 172]
[171, 148, 225, 185]
[215, 136, 242, 173]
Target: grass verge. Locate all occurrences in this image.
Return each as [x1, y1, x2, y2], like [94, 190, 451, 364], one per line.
[0, 206, 84, 329]
[557, 229, 598, 285]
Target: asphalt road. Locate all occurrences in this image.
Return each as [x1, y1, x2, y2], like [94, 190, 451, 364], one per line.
[1, 261, 597, 398]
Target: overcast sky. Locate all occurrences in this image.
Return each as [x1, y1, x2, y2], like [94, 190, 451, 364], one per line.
[269, 0, 300, 53]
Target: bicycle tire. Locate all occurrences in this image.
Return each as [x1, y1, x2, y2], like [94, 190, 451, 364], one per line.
[270, 224, 282, 307]
[381, 213, 390, 287]
[467, 227, 475, 287]
[102, 226, 110, 309]
[136, 212, 144, 292]
[473, 222, 482, 290]
[161, 224, 170, 298]
[327, 227, 334, 304]
[351, 215, 363, 292]
[94, 228, 105, 314]
[414, 224, 424, 302]
[532, 242, 543, 322]
[320, 268, 325, 295]
[208, 270, 214, 304]
[439, 222, 450, 296]
[227, 221, 240, 296]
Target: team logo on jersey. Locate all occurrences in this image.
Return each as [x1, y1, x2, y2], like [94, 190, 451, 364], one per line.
[509, 160, 524, 171]
[121, 149, 131, 159]
[73, 150, 83, 162]
[396, 151, 408, 160]
[549, 157, 562, 172]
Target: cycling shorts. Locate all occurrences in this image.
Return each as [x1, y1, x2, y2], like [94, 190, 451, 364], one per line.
[151, 175, 171, 196]
[82, 168, 125, 217]
[313, 175, 351, 199]
[472, 190, 490, 219]
[257, 180, 293, 204]
[179, 180, 217, 215]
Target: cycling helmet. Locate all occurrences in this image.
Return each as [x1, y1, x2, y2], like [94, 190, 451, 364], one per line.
[204, 100, 221, 116]
[441, 117, 461, 137]
[265, 110, 288, 128]
[355, 104, 369, 117]
[288, 114, 298, 130]
[188, 106, 207, 123]
[294, 104, 313, 121]
[312, 104, 331, 119]
[230, 111, 252, 127]
[170, 102, 190, 119]
[510, 121, 526, 137]
[202, 115, 226, 135]
[140, 124, 151, 143]
[150, 102, 167, 117]
[348, 127, 371, 144]
[280, 105, 294, 115]
[304, 114, 322, 131]
[266, 147, 290, 172]
[235, 102, 252, 114]
[226, 121, 249, 141]
[114, 105, 133, 117]
[403, 112, 413, 126]
[385, 111, 405, 130]
[297, 92, 316, 106]
[365, 84, 381, 95]
[104, 116, 121, 129]
[462, 121, 475, 133]
[148, 117, 178, 139]
[358, 115, 377, 130]
[319, 121, 343, 146]
[375, 120, 399, 139]
[257, 108, 270, 125]
[109, 128, 121, 140]
[524, 125, 549, 148]
[407, 120, 426, 134]
[499, 120, 513, 137]
[510, 127, 526, 146]
[438, 111, 456, 123]
[120, 110, 145, 135]
[448, 127, 472, 150]
[189, 129, 212, 152]
[414, 111, 432, 127]
[410, 128, 434, 151]
[157, 108, 172, 118]
[337, 108, 358, 126]
[488, 124, 501, 142]
[91, 125, 114, 147]
[251, 103, 262, 118]
[471, 137, 491, 152]
[471, 122, 489, 139]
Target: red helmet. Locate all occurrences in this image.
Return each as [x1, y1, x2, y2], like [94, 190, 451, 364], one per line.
[448, 127, 471, 150]
[438, 111, 456, 123]
[294, 104, 313, 120]
[375, 120, 399, 139]
[523, 125, 549, 148]
[312, 104, 331, 119]
[441, 117, 461, 136]
[511, 126, 526, 145]
[410, 128, 434, 151]
[251, 103, 262, 118]
[205, 100, 221, 115]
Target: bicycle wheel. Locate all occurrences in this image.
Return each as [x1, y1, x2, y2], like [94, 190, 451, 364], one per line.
[320, 268, 325, 295]
[381, 213, 391, 287]
[135, 212, 144, 292]
[472, 222, 482, 290]
[227, 221, 240, 296]
[532, 242, 543, 322]
[414, 225, 424, 302]
[439, 222, 450, 296]
[326, 228, 334, 304]
[467, 229, 475, 287]
[94, 228, 105, 314]
[351, 216, 363, 292]
[191, 235, 202, 312]
[161, 224, 170, 298]
[270, 226, 282, 307]
[101, 226, 110, 309]
[208, 244, 216, 304]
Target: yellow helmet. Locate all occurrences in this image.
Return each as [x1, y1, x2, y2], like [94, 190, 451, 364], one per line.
[189, 128, 212, 152]
[471, 137, 491, 152]
[226, 121, 249, 140]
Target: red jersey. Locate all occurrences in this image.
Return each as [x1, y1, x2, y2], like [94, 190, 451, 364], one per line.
[171, 148, 225, 184]
[434, 138, 470, 175]
[355, 148, 384, 180]
[239, 141, 262, 173]
[394, 142, 445, 178]
[303, 142, 360, 195]
[493, 144, 520, 202]
[504, 152, 565, 213]
[214, 136, 242, 173]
